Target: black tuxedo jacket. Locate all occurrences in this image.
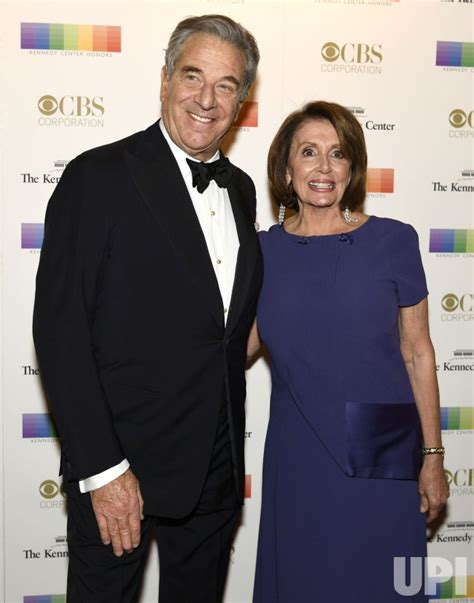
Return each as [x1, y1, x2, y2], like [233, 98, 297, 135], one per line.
[33, 120, 263, 518]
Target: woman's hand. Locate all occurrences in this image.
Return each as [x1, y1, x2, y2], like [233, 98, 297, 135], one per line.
[418, 455, 449, 523]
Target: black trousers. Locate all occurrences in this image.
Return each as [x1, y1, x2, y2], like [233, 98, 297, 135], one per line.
[65, 403, 241, 603]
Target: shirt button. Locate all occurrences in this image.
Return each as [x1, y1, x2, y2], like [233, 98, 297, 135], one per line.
[217, 259, 222, 264]
[224, 308, 228, 314]
[211, 210, 216, 216]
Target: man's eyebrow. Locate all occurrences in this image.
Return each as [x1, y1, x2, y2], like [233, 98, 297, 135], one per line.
[180, 66, 241, 88]
[221, 75, 241, 88]
[181, 65, 203, 74]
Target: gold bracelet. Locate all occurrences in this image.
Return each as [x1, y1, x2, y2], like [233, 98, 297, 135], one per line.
[422, 446, 445, 456]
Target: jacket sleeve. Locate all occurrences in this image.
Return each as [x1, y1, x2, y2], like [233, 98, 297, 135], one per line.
[33, 155, 124, 480]
[238, 168, 257, 223]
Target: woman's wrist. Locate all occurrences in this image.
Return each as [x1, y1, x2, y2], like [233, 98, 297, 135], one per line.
[422, 452, 445, 466]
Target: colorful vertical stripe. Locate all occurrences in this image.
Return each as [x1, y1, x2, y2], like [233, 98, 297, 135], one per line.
[24, 597, 66, 603]
[429, 575, 474, 598]
[440, 407, 474, 431]
[21, 223, 44, 249]
[245, 475, 252, 498]
[21, 23, 121, 53]
[22, 414, 58, 438]
[235, 102, 258, 128]
[429, 229, 474, 253]
[366, 168, 394, 193]
[436, 41, 474, 67]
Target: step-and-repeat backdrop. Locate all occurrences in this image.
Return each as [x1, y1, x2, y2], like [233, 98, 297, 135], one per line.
[0, 1, 472, 601]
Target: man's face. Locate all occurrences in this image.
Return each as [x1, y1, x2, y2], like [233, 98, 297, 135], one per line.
[160, 33, 246, 161]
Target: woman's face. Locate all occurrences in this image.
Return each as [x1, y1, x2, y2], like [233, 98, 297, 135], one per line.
[286, 119, 352, 211]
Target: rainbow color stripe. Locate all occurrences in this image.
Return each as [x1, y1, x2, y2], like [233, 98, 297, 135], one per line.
[436, 41, 474, 67]
[366, 168, 394, 193]
[22, 414, 58, 438]
[429, 229, 474, 253]
[235, 102, 258, 128]
[21, 23, 121, 53]
[428, 575, 474, 599]
[21, 223, 44, 249]
[24, 597, 66, 603]
[440, 407, 474, 431]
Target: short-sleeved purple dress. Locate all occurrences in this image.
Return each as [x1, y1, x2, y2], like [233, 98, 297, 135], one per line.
[253, 216, 429, 603]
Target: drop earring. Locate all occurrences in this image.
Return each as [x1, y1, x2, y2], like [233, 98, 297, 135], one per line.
[278, 204, 286, 225]
[342, 207, 358, 224]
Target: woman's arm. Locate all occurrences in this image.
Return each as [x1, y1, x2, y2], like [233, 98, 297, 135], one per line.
[247, 319, 261, 364]
[398, 298, 449, 522]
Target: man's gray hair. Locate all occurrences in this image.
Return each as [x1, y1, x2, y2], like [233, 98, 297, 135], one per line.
[164, 14, 259, 101]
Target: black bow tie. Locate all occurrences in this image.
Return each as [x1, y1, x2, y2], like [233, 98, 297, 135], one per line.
[186, 156, 233, 193]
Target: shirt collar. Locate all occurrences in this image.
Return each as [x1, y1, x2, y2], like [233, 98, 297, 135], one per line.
[159, 119, 220, 180]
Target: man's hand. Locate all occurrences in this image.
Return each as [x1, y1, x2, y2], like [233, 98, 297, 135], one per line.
[90, 468, 144, 557]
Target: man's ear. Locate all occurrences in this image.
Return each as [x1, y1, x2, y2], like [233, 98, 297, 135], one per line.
[160, 66, 168, 102]
[232, 98, 245, 124]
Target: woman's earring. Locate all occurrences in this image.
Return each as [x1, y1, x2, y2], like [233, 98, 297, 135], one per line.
[278, 204, 286, 225]
[342, 207, 358, 224]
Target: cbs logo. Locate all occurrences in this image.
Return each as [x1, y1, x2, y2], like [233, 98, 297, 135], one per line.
[321, 42, 382, 64]
[38, 95, 105, 117]
[441, 293, 473, 312]
[39, 479, 65, 499]
[445, 469, 474, 487]
[449, 109, 473, 129]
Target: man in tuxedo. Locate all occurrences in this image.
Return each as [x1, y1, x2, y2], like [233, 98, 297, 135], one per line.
[33, 14, 262, 602]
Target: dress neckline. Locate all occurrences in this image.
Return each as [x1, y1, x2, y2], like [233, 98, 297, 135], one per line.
[280, 215, 374, 239]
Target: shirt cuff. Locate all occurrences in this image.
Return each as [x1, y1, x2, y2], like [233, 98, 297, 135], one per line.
[78, 458, 130, 493]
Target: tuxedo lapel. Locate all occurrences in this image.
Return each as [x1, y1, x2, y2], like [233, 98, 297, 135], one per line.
[225, 175, 258, 336]
[124, 121, 224, 330]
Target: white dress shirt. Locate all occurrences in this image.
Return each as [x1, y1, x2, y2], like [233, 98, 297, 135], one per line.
[78, 120, 240, 493]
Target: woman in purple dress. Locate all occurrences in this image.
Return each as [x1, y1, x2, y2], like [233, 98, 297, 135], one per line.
[249, 101, 449, 603]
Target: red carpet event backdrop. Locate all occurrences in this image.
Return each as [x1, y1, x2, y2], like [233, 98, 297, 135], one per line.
[0, 1, 472, 601]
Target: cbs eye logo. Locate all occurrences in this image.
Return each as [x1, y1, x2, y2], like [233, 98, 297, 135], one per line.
[441, 293, 473, 312]
[39, 479, 65, 499]
[321, 42, 383, 64]
[442, 293, 458, 312]
[38, 95, 57, 116]
[449, 109, 473, 129]
[321, 42, 340, 62]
